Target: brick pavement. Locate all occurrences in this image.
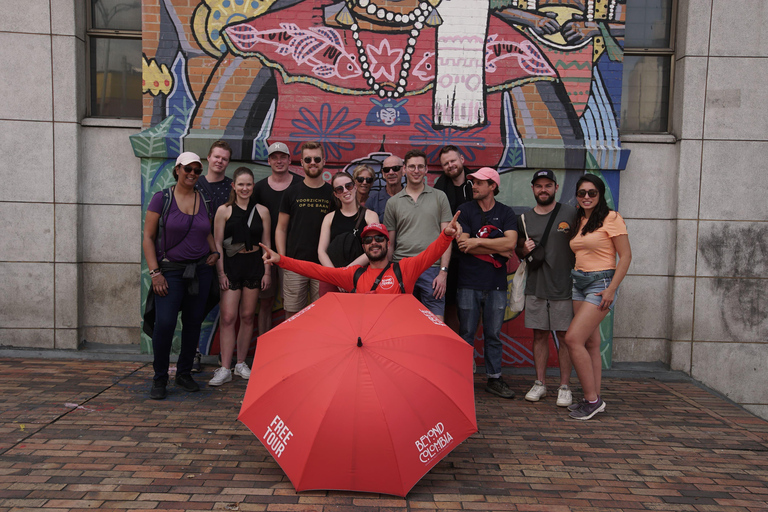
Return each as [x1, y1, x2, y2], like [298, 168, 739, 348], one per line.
[0, 358, 767, 512]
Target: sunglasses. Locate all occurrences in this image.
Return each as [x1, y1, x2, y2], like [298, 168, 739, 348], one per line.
[333, 182, 355, 194]
[303, 156, 323, 164]
[361, 234, 387, 244]
[382, 165, 402, 174]
[356, 176, 374, 184]
[576, 189, 599, 198]
[182, 165, 203, 175]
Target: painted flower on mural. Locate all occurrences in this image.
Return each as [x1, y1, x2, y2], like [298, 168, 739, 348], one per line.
[290, 104, 362, 162]
[142, 57, 173, 96]
[409, 115, 490, 163]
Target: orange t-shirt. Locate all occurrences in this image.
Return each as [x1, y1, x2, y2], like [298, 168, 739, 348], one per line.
[569, 212, 628, 272]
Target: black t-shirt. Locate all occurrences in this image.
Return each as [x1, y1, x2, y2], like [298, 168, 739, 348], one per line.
[457, 200, 518, 290]
[279, 181, 335, 262]
[253, 172, 303, 242]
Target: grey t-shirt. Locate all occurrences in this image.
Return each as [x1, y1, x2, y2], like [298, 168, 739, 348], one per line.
[518, 203, 577, 300]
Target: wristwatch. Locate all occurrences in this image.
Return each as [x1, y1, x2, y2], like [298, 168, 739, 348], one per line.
[440, 266, 449, 272]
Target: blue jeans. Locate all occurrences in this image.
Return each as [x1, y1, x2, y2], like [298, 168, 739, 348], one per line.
[413, 266, 445, 317]
[457, 288, 506, 377]
[152, 265, 213, 381]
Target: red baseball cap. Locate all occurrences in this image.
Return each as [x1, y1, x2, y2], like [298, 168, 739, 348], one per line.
[361, 223, 389, 240]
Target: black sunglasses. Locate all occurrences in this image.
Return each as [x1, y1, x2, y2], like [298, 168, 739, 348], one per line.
[356, 176, 374, 184]
[382, 165, 402, 174]
[303, 156, 322, 164]
[576, 189, 599, 198]
[361, 234, 387, 244]
[182, 165, 203, 175]
[333, 182, 355, 194]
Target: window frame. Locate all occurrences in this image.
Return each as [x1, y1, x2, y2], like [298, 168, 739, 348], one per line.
[620, 0, 677, 135]
[85, 0, 142, 119]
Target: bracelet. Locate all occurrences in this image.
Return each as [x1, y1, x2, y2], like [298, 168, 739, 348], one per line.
[210, 251, 220, 257]
[149, 269, 162, 277]
[440, 266, 449, 272]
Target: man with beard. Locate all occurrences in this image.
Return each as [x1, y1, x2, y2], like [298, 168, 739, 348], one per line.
[275, 142, 335, 317]
[515, 169, 577, 407]
[366, 155, 404, 220]
[260, 215, 462, 295]
[455, 168, 518, 398]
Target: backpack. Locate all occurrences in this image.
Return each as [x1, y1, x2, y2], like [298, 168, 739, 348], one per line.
[351, 262, 405, 293]
[326, 207, 367, 267]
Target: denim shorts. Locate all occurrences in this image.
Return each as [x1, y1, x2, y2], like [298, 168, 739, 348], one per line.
[571, 269, 618, 310]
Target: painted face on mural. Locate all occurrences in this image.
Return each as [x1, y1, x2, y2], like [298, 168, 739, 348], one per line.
[439, 150, 465, 181]
[301, 148, 325, 179]
[532, 178, 557, 206]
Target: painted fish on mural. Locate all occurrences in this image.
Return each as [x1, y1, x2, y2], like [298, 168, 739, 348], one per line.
[225, 22, 362, 79]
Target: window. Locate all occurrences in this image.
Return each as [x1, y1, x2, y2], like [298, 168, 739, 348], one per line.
[88, 0, 142, 118]
[621, 0, 675, 133]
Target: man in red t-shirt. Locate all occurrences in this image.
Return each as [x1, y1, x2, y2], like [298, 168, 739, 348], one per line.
[260, 213, 462, 294]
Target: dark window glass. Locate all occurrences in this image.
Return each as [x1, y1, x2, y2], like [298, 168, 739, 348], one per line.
[92, 0, 141, 31]
[90, 37, 143, 118]
[624, 0, 674, 48]
[620, 55, 671, 133]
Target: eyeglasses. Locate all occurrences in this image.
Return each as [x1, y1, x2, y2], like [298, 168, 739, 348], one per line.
[333, 182, 355, 194]
[303, 156, 322, 164]
[382, 165, 402, 174]
[182, 165, 203, 175]
[356, 176, 374, 184]
[405, 164, 426, 172]
[362, 234, 387, 244]
[576, 189, 599, 198]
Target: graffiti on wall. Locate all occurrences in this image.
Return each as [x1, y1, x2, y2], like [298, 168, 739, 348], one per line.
[133, 0, 629, 367]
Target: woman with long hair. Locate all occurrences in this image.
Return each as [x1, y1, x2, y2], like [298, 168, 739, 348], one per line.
[210, 167, 272, 386]
[564, 174, 631, 420]
[317, 171, 379, 295]
[352, 164, 375, 207]
[142, 152, 220, 400]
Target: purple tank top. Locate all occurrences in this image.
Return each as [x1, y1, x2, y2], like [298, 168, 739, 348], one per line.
[148, 191, 211, 262]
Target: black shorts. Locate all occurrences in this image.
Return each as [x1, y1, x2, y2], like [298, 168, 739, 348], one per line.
[223, 250, 265, 290]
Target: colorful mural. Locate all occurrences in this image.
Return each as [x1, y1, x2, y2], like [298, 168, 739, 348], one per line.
[133, 0, 629, 368]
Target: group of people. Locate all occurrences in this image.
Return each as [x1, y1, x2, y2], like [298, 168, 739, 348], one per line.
[142, 140, 632, 421]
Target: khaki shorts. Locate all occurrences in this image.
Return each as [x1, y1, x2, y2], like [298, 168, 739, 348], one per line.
[282, 269, 320, 312]
[524, 296, 573, 332]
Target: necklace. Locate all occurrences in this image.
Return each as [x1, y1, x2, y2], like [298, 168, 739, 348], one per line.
[345, 0, 435, 98]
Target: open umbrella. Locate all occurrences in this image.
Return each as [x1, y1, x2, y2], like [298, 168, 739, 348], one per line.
[239, 293, 477, 496]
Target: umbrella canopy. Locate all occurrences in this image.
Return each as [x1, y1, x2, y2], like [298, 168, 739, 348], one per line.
[239, 293, 477, 496]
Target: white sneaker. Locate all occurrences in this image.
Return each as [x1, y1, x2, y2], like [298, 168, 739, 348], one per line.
[525, 380, 547, 402]
[234, 362, 251, 380]
[556, 385, 573, 407]
[209, 366, 232, 386]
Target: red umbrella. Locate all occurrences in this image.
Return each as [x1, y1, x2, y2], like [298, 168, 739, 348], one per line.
[239, 293, 477, 496]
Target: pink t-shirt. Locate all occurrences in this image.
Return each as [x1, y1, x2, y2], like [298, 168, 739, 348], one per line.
[569, 212, 628, 272]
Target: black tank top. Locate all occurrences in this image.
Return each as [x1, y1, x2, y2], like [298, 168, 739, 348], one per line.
[225, 203, 263, 250]
[330, 207, 367, 240]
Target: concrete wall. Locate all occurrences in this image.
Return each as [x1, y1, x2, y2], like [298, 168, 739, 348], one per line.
[612, 0, 768, 419]
[0, 1, 142, 350]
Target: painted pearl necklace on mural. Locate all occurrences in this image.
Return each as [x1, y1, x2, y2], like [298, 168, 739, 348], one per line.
[347, 0, 433, 98]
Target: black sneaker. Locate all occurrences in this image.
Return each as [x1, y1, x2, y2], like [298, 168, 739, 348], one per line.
[149, 378, 168, 400]
[568, 397, 605, 420]
[568, 398, 588, 412]
[191, 352, 202, 373]
[485, 377, 515, 399]
[175, 373, 200, 392]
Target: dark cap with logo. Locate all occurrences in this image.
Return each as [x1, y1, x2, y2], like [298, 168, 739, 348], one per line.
[531, 169, 556, 184]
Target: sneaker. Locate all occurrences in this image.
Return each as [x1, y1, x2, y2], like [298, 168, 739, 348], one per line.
[175, 373, 200, 392]
[234, 362, 251, 380]
[556, 385, 573, 407]
[209, 367, 232, 387]
[568, 397, 606, 420]
[191, 352, 202, 373]
[149, 378, 167, 400]
[485, 377, 515, 399]
[567, 398, 588, 412]
[525, 380, 547, 402]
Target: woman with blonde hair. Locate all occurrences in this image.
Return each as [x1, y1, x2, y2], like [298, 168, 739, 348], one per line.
[352, 164, 376, 206]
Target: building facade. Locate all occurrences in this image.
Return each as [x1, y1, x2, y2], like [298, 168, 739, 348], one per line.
[0, 0, 766, 420]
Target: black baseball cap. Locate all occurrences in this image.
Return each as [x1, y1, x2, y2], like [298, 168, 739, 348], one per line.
[531, 169, 556, 184]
